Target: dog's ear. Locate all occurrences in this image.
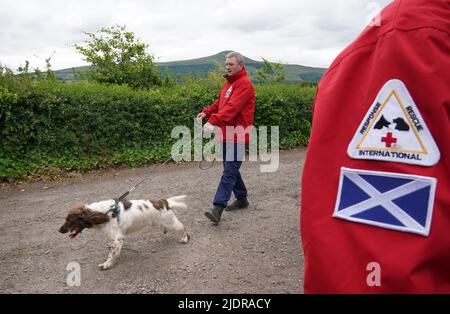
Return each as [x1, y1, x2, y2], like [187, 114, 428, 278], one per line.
[89, 212, 110, 225]
[79, 209, 110, 226]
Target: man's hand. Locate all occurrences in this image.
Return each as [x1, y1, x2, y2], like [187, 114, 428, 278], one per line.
[196, 112, 206, 121]
[202, 122, 216, 134]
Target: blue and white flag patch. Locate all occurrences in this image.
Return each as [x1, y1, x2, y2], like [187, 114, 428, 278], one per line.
[333, 167, 437, 236]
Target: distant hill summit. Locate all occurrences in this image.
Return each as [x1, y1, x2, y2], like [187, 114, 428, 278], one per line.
[157, 50, 258, 66]
[53, 50, 326, 83]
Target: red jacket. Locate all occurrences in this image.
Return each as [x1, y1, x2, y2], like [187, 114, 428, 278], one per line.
[301, 0, 450, 293]
[202, 67, 255, 144]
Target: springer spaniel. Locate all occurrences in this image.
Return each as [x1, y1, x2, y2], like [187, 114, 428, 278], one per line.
[59, 195, 190, 270]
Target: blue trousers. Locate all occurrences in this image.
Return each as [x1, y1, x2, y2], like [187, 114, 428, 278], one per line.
[213, 143, 248, 207]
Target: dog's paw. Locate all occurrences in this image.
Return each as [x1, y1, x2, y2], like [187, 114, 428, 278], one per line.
[179, 233, 190, 244]
[98, 262, 112, 270]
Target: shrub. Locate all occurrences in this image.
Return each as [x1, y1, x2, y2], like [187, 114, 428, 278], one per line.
[0, 79, 315, 181]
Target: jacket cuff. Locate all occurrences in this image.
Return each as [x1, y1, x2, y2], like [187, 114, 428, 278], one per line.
[202, 108, 212, 119]
[208, 114, 224, 127]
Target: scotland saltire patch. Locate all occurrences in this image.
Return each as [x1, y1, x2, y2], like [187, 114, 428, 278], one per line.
[347, 79, 440, 166]
[333, 167, 436, 236]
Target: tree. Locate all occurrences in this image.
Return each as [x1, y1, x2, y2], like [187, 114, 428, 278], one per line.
[163, 67, 176, 87]
[204, 61, 226, 89]
[255, 57, 285, 85]
[33, 51, 57, 81]
[75, 24, 161, 89]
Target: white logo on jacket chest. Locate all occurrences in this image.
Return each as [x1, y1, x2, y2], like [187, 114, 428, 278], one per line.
[225, 86, 233, 98]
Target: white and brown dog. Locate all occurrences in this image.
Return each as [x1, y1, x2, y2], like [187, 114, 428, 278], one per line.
[59, 195, 190, 270]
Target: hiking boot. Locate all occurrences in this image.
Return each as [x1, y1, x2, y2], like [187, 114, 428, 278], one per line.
[225, 198, 249, 211]
[205, 205, 224, 225]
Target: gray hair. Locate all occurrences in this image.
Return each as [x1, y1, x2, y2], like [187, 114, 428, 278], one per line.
[226, 51, 245, 65]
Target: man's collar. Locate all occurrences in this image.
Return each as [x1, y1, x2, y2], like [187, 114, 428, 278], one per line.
[225, 67, 247, 82]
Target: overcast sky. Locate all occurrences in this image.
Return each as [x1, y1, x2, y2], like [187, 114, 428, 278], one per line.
[0, 0, 393, 71]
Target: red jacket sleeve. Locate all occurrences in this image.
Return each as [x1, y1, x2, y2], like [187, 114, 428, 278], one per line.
[202, 98, 219, 119]
[208, 82, 252, 127]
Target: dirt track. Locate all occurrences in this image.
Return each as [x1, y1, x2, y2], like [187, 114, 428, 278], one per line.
[0, 148, 305, 294]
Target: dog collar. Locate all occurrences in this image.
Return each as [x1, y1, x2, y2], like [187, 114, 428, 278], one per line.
[106, 198, 121, 221]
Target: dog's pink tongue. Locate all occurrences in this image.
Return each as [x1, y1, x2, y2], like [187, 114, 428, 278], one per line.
[69, 229, 78, 239]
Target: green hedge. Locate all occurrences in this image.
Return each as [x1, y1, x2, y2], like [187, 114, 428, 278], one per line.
[0, 80, 315, 181]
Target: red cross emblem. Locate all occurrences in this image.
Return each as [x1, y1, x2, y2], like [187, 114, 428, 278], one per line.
[381, 132, 397, 148]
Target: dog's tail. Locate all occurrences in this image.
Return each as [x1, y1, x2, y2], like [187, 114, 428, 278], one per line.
[167, 195, 187, 210]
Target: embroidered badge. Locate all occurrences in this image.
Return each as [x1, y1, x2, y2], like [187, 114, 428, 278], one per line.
[225, 86, 233, 98]
[347, 79, 440, 166]
[333, 167, 437, 236]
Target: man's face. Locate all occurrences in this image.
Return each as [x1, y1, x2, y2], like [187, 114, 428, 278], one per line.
[225, 57, 243, 76]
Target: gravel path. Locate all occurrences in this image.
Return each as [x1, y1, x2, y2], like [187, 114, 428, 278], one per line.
[0, 148, 305, 293]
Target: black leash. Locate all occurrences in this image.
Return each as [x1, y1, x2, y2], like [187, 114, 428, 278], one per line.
[199, 158, 215, 170]
[107, 129, 215, 219]
[106, 174, 153, 221]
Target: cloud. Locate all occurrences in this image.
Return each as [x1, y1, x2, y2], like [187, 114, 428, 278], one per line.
[0, 0, 393, 71]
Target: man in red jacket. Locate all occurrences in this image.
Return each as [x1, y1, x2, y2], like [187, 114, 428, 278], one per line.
[197, 51, 256, 225]
[301, 0, 449, 293]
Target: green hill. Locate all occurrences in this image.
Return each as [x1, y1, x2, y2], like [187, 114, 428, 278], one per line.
[54, 50, 326, 83]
